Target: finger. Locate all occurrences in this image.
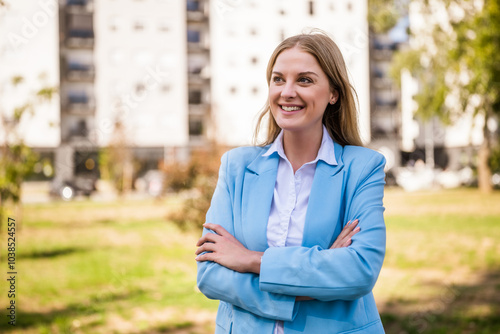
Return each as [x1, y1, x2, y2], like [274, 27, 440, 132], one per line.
[347, 226, 361, 239]
[195, 251, 216, 262]
[203, 223, 229, 236]
[195, 242, 217, 255]
[196, 232, 221, 246]
[341, 238, 352, 248]
[340, 220, 358, 237]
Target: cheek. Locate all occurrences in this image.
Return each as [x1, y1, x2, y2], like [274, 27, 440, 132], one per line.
[268, 86, 280, 100]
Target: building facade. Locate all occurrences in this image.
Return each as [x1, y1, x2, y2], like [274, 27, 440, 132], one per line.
[1, 0, 375, 190]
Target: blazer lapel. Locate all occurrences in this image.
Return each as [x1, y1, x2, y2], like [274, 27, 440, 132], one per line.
[240, 152, 279, 252]
[302, 143, 346, 248]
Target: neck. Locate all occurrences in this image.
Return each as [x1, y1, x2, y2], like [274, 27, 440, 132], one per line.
[282, 126, 323, 173]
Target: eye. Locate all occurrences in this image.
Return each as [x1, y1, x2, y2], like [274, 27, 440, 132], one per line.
[298, 77, 313, 84]
[272, 76, 284, 83]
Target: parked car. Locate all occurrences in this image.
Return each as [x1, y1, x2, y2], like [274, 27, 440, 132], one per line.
[134, 170, 165, 197]
[50, 175, 97, 200]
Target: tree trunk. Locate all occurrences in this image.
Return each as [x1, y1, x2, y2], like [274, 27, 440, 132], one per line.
[477, 118, 493, 193]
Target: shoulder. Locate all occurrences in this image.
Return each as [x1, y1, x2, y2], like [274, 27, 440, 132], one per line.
[340, 146, 386, 180]
[221, 145, 269, 169]
[342, 145, 386, 167]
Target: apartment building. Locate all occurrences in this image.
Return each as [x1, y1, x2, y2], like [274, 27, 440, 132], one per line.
[1, 0, 375, 190]
[210, 0, 371, 145]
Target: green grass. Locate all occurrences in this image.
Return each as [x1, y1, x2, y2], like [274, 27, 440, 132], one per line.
[1, 188, 499, 333]
[1, 197, 217, 334]
[377, 188, 500, 333]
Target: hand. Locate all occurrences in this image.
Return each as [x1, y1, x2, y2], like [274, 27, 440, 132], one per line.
[330, 220, 360, 249]
[195, 223, 263, 274]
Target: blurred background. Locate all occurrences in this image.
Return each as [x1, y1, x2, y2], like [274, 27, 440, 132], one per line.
[0, 0, 499, 333]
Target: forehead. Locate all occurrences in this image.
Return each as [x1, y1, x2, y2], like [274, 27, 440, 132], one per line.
[272, 47, 322, 72]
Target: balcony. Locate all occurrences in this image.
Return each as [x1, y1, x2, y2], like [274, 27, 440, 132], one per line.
[63, 119, 90, 143]
[65, 62, 95, 82]
[187, 0, 207, 21]
[187, 29, 209, 53]
[65, 29, 94, 48]
[374, 97, 398, 111]
[65, 0, 94, 13]
[64, 93, 95, 114]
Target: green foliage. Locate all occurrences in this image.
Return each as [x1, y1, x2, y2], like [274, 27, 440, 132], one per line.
[0, 76, 57, 219]
[0, 144, 37, 203]
[392, 1, 500, 121]
[164, 145, 226, 232]
[100, 121, 136, 194]
[368, 0, 403, 33]
[390, 1, 500, 191]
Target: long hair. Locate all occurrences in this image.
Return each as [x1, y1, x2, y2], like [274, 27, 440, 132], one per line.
[254, 30, 363, 147]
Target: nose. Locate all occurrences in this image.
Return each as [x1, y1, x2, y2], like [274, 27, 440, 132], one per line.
[280, 81, 296, 99]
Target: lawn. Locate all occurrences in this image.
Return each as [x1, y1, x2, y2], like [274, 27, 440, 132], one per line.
[0, 188, 499, 333]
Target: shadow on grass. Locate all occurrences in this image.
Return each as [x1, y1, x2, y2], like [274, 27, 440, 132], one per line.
[19, 246, 87, 259]
[0, 289, 148, 332]
[137, 321, 196, 333]
[380, 268, 500, 334]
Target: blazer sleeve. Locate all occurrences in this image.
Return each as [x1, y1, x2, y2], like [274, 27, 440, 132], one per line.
[196, 152, 297, 321]
[259, 152, 386, 301]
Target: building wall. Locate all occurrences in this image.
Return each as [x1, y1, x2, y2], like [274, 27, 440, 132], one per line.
[93, 0, 188, 148]
[210, 0, 371, 146]
[0, 0, 60, 148]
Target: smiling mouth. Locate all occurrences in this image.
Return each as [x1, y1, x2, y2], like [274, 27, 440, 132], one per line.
[280, 105, 304, 112]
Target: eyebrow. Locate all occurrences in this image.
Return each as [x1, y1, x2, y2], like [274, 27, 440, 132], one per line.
[272, 71, 319, 77]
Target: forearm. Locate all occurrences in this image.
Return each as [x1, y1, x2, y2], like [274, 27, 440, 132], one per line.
[197, 260, 297, 320]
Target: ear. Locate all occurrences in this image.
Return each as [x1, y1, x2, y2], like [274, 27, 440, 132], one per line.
[329, 89, 339, 105]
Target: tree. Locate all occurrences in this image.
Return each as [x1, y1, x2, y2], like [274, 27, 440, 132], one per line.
[0, 75, 57, 226]
[391, 0, 500, 192]
[368, 0, 408, 34]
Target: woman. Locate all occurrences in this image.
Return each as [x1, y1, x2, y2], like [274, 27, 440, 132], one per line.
[195, 31, 386, 333]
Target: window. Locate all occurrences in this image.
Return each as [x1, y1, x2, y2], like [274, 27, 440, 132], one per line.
[67, 14, 93, 38]
[189, 117, 203, 136]
[158, 19, 170, 32]
[308, 0, 315, 15]
[189, 89, 202, 104]
[135, 83, 145, 94]
[161, 84, 171, 93]
[133, 19, 145, 31]
[279, 29, 285, 41]
[187, 0, 200, 11]
[108, 16, 121, 31]
[187, 29, 201, 43]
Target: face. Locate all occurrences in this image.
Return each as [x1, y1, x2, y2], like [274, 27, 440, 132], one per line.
[269, 47, 338, 136]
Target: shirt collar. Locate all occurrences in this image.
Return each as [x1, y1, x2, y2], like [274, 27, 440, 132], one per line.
[262, 125, 337, 166]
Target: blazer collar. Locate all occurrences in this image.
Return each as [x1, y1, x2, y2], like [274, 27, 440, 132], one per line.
[241, 141, 346, 251]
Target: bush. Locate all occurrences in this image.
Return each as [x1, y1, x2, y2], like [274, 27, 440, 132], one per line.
[164, 145, 227, 231]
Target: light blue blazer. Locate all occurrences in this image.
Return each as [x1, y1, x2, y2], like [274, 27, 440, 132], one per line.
[197, 141, 386, 333]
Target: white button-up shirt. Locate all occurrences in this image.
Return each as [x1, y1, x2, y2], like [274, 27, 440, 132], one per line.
[262, 126, 337, 334]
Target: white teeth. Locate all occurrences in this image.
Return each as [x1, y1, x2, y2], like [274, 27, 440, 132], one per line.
[281, 105, 303, 111]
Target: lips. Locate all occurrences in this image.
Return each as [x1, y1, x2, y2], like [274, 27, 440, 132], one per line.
[279, 104, 304, 113]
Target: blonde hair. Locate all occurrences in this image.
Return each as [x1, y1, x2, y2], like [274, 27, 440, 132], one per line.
[254, 30, 363, 147]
